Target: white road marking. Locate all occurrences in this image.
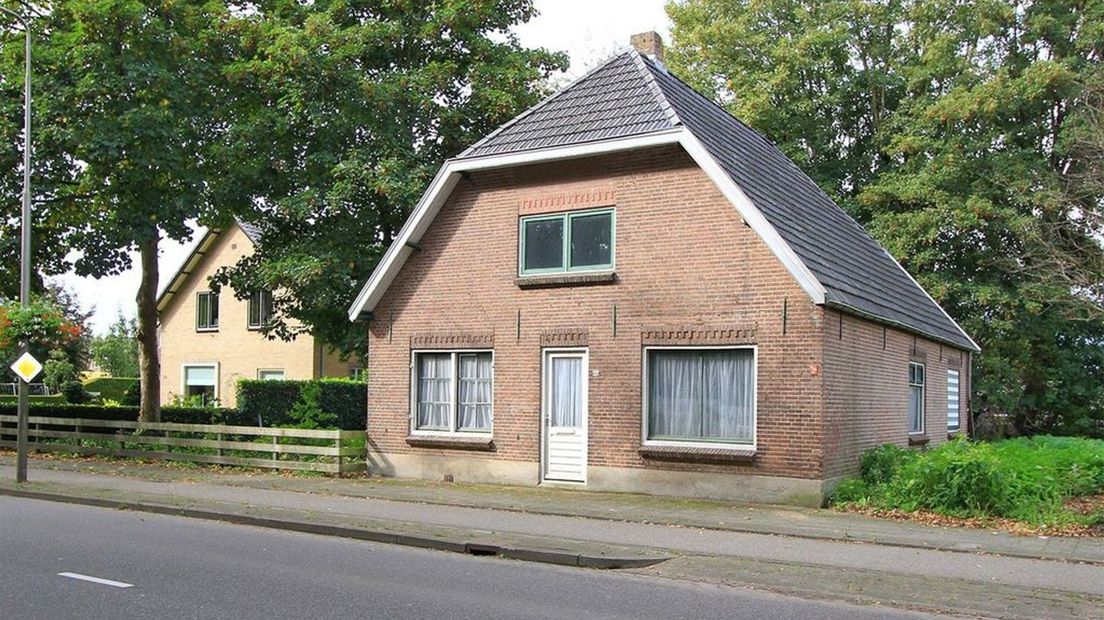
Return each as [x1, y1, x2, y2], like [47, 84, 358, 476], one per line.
[57, 572, 134, 589]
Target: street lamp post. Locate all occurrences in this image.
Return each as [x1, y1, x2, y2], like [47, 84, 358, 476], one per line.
[2, 6, 33, 483]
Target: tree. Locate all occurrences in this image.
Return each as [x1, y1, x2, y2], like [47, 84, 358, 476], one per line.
[668, 0, 1104, 436]
[90, 313, 139, 377]
[209, 0, 567, 357]
[1, 1, 240, 421]
[0, 296, 83, 372]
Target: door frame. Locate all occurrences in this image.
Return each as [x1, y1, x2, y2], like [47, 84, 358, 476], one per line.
[540, 347, 589, 484]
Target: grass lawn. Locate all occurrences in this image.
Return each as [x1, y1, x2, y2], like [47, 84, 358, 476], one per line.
[831, 436, 1104, 535]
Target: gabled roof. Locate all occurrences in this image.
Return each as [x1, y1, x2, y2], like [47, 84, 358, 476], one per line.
[156, 218, 262, 313]
[348, 51, 978, 352]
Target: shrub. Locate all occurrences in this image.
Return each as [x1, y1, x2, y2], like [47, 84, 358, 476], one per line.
[0, 403, 248, 425]
[859, 444, 917, 486]
[121, 381, 141, 406]
[833, 437, 1104, 525]
[42, 350, 78, 394]
[237, 378, 364, 430]
[60, 380, 92, 405]
[287, 382, 336, 429]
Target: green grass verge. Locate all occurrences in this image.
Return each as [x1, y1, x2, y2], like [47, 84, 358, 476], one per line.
[831, 436, 1104, 527]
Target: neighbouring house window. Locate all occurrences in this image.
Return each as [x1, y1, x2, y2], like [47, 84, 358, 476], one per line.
[196, 292, 219, 331]
[947, 369, 960, 431]
[646, 348, 756, 445]
[248, 290, 274, 329]
[350, 367, 367, 381]
[258, 369, 285, 381]
[909, 362, 926, 434]
[183, 364, 217, 406]
[413, 351, 493, 433]
[519, 209, 614, 275]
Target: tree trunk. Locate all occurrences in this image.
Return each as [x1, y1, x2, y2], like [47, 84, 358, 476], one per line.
[136, 233, 161, 423]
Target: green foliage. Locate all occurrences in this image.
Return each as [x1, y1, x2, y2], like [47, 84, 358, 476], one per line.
[209, 1, 568, 356]
[60, 380, 91, 405]
[832, 438, 1104, 524]
[237, 378, 365, 430]
[287, 382, 335, 430]
[859, 444, 918, 487]
[0, 298, 83, 370]
[83, 377, 139, 403]
[90, 314, 139, 377]
[668, 0, 1104, 436]
[42, 350, 77, 394]
[0, 403, 250, 426]
[122, 381, 141, 407]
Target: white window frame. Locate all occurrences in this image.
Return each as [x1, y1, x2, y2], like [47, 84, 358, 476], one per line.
[181, 362, 219, 402]
[409, 349, 494, 436]
[909, 362, 926, 435]
[195, 291, 219, 332]
[640, 345, 758, 450]
[350, 367, 367, 381]
[947, 369, 961, 431]
[257, 368, 285, 381]
[247, 290, 274, 330]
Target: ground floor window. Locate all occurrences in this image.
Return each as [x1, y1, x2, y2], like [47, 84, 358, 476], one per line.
[947, 369, 960, 431]
[413, 351, 492, 434]
[645, 348, 756, 445]
[909, 362, 925, 434]
[257, 369, 285, 381]
[183, 364, 217, 406]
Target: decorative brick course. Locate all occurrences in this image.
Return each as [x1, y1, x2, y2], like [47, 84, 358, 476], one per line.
[409, 330, 494, 349]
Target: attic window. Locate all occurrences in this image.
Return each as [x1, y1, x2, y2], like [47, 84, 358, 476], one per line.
[196, 292, 219, 332]
[519, 208, 614, 275]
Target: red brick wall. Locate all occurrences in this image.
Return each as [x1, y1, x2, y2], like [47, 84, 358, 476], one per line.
[821, 310, 972, 479]
[367, 145, 830, 480]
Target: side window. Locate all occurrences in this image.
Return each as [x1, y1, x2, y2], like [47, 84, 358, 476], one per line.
[947, 369, 960, 431]
[908, 362, 925, 434]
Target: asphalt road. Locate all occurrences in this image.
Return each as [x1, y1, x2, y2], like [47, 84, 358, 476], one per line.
[0, 496, 937, 620]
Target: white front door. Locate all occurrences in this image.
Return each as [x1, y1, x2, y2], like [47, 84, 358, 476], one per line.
[542, 350, 588, 483]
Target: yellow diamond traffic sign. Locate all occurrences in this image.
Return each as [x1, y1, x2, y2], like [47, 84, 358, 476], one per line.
[10, 351, 43, 383]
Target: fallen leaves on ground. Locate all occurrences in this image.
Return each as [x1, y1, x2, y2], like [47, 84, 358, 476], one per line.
[837, 505, 1103, 538]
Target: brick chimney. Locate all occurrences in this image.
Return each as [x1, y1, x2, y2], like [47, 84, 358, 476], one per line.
[630, 31, 664, 63]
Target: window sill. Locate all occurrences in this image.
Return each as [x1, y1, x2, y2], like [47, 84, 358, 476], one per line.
[908, 434, 930, 446]
[639, 444, 756, 464]
[516, 271, 616, 289]
[406, 434, 495, 451]
[947, 429, 962, 439]
[196, 328, 219, 333]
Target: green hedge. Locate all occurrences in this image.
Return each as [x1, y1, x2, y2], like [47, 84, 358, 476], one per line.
[82, 377, 139, 402]
[0, 403, 250, 425]
[0, 394, 66, 405]
[237, 378, 365, 430]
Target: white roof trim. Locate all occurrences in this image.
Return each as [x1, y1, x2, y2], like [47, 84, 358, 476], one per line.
[347, 128, 828, 320]
[880, 248, 981, 352]
[676, 131, 827, 305]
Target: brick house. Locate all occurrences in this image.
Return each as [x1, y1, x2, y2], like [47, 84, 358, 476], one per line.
[157, 220, 359, 407]
[346, 34, 978, 505]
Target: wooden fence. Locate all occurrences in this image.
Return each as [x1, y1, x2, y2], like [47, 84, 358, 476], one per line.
[0, 415, 366, 474]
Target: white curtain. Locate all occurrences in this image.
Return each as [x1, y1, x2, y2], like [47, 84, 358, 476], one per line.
[648, 351, 700, 438]
[649, 350, 754, 443]
[458, 353, 493, 431]
[417, 354, 452, 430]
[701, 351, 754, 441]
[550, 357, 582, 427]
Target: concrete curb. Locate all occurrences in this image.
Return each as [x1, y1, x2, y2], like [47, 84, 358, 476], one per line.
[0, 487, 667, 570]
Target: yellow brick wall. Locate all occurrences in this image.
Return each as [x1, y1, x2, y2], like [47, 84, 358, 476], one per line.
[158, 225, 355, 407]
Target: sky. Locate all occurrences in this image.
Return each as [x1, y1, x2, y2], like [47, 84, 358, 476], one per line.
[52, 0, 673, 334]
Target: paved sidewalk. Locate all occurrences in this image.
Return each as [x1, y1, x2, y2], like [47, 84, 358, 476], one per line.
[2, 457, 1104, 619]
[6, 455, 1101, 565]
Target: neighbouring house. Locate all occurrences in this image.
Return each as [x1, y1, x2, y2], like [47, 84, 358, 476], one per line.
[158, 220, 361, 407]
[346, 33, 979, 505]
